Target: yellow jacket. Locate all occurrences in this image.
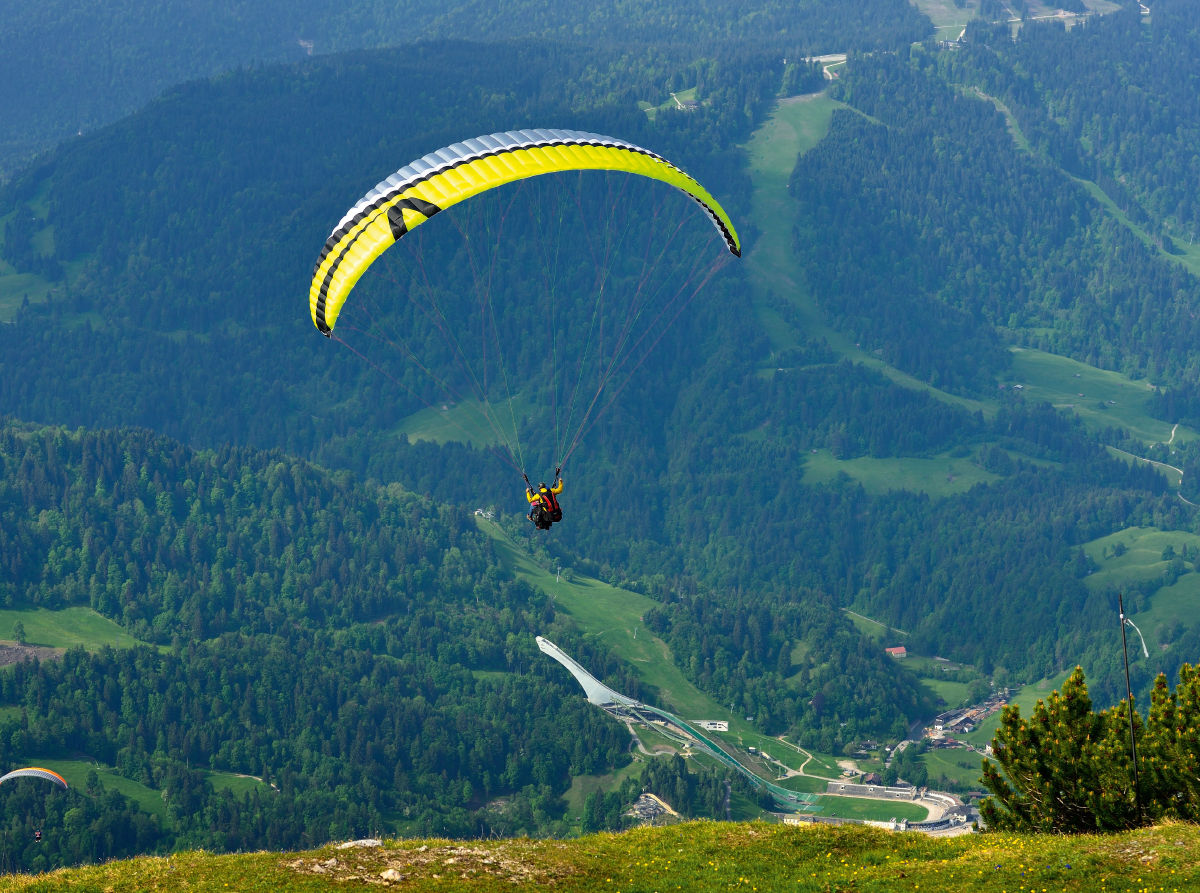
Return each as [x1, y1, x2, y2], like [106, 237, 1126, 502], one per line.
[526, 479, 563, 503]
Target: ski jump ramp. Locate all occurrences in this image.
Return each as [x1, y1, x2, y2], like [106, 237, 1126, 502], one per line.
[536, 636, 640, 707]
[535, 636, 820, 812]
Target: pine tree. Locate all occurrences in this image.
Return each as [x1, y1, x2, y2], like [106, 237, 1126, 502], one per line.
[980, 667, 1140, 832]
[981, 664, 1200, 831]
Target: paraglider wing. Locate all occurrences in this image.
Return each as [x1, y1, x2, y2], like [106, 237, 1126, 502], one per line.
[0, 768, 68, 790]
[309, 128, 741, 336]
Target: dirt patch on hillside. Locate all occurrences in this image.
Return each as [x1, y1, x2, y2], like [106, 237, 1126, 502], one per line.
[0, 642, 64, 666]
[285, 841, 577, 886]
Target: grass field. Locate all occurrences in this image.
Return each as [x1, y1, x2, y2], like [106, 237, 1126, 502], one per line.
[813, 796, 929, 823]
[773, 774, 828, 795]
[23, 759, 167, 817]
[395, 395, 529, 447]
[20, 758, 269, 815]
[921, 748, 985, 791]
[561, 760, 643, 823]
[1080, 526, 1200, 652]
[911, 0, 976, 39]
[741, 93, 989, 418]
[635, 724, 683, 755]
[206, 771, 272, 798]
[801, 449, 1002, 497]
[9, 820, 1200, 892]
[961, 670, 1074, 748]
[842, 610, 907, 645]
[918, 676, 973, 711]
[0, 606, 137, 651]
[1007, 347, 1194, 447]
[477, 518, 845, 782]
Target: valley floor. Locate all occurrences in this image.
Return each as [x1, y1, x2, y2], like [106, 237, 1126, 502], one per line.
[4, 820, 1197, 891]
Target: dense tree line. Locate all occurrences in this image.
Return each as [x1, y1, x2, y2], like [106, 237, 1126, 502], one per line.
[959, 3, 1200, 241]
[579, 754, 757, 831]
[0, 40, 777, 459]
[0, 0, 929, 176]
[794, 50, 1200, 387]
[0, 422, 654, 869]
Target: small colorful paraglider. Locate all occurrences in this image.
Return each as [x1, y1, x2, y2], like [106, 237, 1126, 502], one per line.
[0, 768, 68, 790]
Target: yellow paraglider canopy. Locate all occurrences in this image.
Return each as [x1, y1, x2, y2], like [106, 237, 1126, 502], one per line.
[309, 128, 740, 335]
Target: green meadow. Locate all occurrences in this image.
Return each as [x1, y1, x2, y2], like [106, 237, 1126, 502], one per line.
[561, 760, 644, 824]
[1007, 347, 1193, 446]
[801, 450, 1002, 497]
[21, 759, 167, 818]
[812, 795, 929, 823]
[842, 609, 906, 645]
[918, 676, 973, 711]
[16, 759, 270, 818]
[920, 748, 985, 791]
[10, 820, 1200, 893]
[961, 670, 1074, 748]
[396, 395, 529, 447]
[0, 606, 136, 651]
[1081, 526, 1200, 651]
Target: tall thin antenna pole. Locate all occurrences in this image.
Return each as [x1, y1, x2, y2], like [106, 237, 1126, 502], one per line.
[1118, 592, 1143, 819]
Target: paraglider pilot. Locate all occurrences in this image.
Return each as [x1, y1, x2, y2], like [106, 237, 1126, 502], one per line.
[526, 476, 563, 530]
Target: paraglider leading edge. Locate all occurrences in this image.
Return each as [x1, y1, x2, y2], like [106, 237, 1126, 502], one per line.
[0, 768, 68, 789]
[309, 128, 741, 337]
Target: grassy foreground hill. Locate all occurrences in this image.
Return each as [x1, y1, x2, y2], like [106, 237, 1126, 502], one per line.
[3, 821, 1197, 892]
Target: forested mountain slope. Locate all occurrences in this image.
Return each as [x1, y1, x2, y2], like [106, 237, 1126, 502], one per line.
[0, 420, 653, 869]
[0, 0, 929, 177]
[956, 1, 1200, 244]
[2, 26, 1197, 736]
[792, 48, 1200, 389]
[0, 40, 771, 450]
[0, 420, 925, 869]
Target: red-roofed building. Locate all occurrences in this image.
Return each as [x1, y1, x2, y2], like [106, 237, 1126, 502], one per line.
[885, 646, 907, 658]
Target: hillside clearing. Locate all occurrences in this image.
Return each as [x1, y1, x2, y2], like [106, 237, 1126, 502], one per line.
[801, 450, 1002, 497]
[960, 670, 1075, 748]
[742, 93, 988, 417]
[395, 396, 529, 447]
[476, 518, 846, 782]
[920, 748, 985, 792]
[0, 606, 139, 652]
[1007, 347, 1194, 446]
[18, 759, 167, 818]
[5, 820, 1198, 891]
[1080, 526, 1200, 652]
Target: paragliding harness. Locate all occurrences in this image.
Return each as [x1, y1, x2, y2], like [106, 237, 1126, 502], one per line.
[542, 481, 562, 524]
[526, 472, 562, 530]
